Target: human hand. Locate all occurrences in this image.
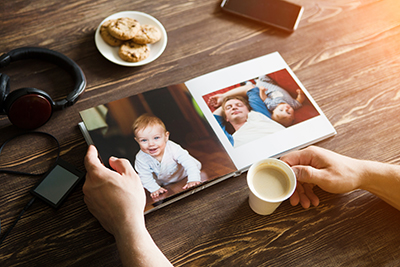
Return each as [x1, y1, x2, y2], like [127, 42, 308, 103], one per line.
[83, 145, 146, 236]
[259, 86, 267, 92]
[208, 94, 224, 108]
[280, 146, 363, 209]
[296, 89, 306, 104]
[258, 86, 267, 101]
[151, 187, 168, 199]
[183, 181, 201, 190]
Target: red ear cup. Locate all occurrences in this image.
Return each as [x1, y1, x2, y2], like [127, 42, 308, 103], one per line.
[6, 91, 53, 130]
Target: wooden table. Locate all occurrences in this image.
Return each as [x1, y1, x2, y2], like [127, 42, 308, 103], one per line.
[1, 0, 400, 266]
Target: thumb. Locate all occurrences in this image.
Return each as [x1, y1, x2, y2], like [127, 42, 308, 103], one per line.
[84, 145, 102, 172]
[109, 156, 135, 176]
[291, 165, 322, 185]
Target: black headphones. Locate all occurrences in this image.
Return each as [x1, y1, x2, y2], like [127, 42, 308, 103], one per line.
[0, 47, 86, 130]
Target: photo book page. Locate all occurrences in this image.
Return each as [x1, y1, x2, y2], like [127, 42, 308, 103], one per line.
[79, 52, 336, 213]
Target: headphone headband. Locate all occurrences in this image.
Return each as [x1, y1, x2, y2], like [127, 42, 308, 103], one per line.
[0, 47, 86, 110]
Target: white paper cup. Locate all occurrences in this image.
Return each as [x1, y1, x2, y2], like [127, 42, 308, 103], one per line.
[247, 158, 296, 215]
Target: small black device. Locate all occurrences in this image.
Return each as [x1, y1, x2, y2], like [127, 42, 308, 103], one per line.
[31, 158, 86, 208]
[221, 0, 304, 32]
[0, 47, 86, 130]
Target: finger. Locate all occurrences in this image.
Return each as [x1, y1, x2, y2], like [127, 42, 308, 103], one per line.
[303, 183, 320, 207]
[84, 145, 101, 171]
[109, 157, 135, 176]
[83, 146, 103, 189]
[281, 149, 306, 167]
[299, 192, 311, 209]
[184, 182, 200, 189]
[289, 180, 305, 206]
[291, 165, 326, 186]
[290, 190, 300, 206]
[281, 146, 320, 167]
[295, 183, 311, 209]
[84, 146, 119, 184]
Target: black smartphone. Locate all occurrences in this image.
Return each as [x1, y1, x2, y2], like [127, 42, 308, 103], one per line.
[221, 0, 304, 32]
[31, 159, 86, 208]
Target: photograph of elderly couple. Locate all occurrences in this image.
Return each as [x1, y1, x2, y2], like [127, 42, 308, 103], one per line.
[79, 53, 336, 213]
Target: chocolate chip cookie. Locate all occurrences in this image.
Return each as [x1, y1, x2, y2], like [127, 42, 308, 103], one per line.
[100, 20, 124, 46]
[132, 25, 162, 44]
[118, 41, 150, 62]
[108, 17, 141, 41]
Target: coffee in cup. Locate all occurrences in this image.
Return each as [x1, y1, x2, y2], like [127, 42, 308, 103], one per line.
[247, 158, 296, 215]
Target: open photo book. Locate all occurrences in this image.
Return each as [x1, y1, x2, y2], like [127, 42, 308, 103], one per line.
[78, 52, 336, 213]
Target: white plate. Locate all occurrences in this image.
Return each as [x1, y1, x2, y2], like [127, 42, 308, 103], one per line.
[95, 11, 168, 66]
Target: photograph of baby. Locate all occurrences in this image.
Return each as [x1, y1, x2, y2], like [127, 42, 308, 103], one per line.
[133, 113, 202, 199]
[202, 69, 320, 148]
[80, 83, 237, 212]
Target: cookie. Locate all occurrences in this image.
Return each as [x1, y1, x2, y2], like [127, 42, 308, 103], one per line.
[108, 17, 141, 41]
[118, 41, 150, 62]
[100, 20, 124, 46]
[132, 25, 162, 44]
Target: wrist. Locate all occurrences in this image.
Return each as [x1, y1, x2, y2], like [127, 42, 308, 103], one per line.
[357, 160, 400, 210]
[113, 212, 147, 241]
[358, 160, 393, 192]
[357, 160, 377, 191]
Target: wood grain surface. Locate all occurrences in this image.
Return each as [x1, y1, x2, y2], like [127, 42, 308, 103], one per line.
[1, 0, 400, 266]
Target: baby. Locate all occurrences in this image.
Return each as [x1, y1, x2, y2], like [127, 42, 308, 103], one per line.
[133, 113, 202, 199]
[257, 75, 305, 127]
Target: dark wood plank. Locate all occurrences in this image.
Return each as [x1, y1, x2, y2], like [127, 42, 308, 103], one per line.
[1, 0, 400, 266]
